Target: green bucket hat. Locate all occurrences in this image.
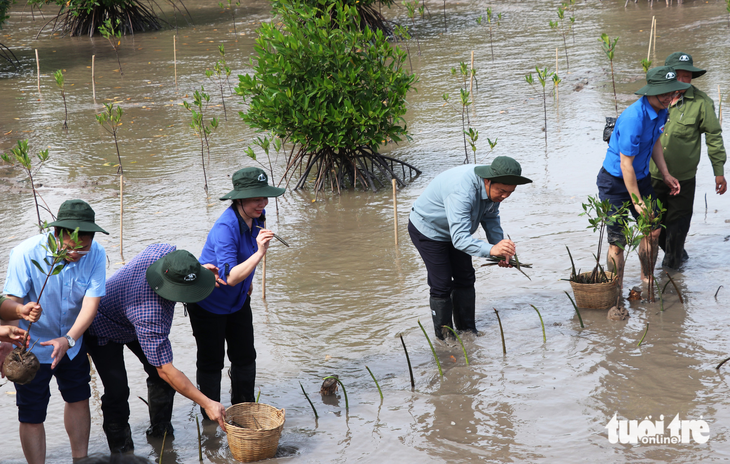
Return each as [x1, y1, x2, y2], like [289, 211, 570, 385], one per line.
[47, 199, 109, 235]
[220, 167, 286, 201]
[146, 250, 215, 303]
[474, 156, 533, 185]
[635, 66, 691, 96]
[664, 52, 706, 79]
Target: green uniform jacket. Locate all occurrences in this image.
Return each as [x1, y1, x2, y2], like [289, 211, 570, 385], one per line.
[650, 85, 726, 181]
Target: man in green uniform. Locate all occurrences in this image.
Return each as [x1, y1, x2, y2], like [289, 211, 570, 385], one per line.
[651, 52, 727, 269]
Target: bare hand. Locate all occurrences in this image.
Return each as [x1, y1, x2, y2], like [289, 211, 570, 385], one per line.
[490, 239, 515, 264]
[19, 302, 42, 323]
[256, 229, 274, 254]
[0, 326, 28, 347]
[716, 176, 727, 195]
[202, 264, 226, 287]
[205, 400, 227, 431]
[40, 337, 69, 369]
[664, 174, 681, 196]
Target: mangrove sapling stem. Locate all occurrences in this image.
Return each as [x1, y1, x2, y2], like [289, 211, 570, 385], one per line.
[2, 140, 49, 232]
[159, 429, 167, 464]
[564, 291, 584, 328]
[392, 179, 398, 246]
[530, 305, 546, 343]
[493, 308, 506, 355]
[174, 35, 177, 89]
[299, 382, 318, 419]
[716, 286, 723, 299]
[196, 415, 202, 461]
[54, 70, 68, 128]
[716, 356, 730, 370]
[91, 55, 96, 101]
[664, 271, 683, 304]
[256, 389, 261, 403]
[323, 376, 348, 409]
[566, 246, 577, 280]
[637, 322, 649, 347]
[399, 335, 415, 389]
[443, 326, 469, 365]
[365, 366, 383, 400]
[417, 319, 443, 377]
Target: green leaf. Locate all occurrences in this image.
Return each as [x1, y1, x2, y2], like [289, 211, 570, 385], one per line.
[51, 264, 65, 275]
[31, 259, 45, 273]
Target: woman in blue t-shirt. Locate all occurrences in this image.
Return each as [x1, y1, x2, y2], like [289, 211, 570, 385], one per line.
[187, 167, 283, 418]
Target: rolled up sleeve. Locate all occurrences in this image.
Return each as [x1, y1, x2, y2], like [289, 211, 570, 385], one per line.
[445, 191, 492, 258]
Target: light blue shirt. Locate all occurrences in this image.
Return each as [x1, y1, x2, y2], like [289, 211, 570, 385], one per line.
[604, 96, 667, 180]
[410, 165, 503, 257]
[3, 233, 106, 364]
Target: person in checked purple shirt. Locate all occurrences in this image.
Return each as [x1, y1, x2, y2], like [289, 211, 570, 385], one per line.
[86, 245, 226, 454]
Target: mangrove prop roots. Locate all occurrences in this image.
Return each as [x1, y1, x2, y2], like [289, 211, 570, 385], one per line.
[36, 2, 162, 38]
[3, 346, 40, 385]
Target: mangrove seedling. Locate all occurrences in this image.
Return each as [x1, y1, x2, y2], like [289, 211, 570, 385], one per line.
[183, 86, 219, 194]
[552, 72, 562, 106]
[599, 33, 619, 118]
[365, 366, 383, 400]
[392, 24, 413, 72]
[205, 45, 231, 121]
[525, 66, 555, 144]
[299, 382, 318, 419]
[245, 135, 283, 214]
[641, 58, 652, 74]
[402, 0, 421, 55]
[2, 139, 50, 232]
[443, 326, 469, 365]
[664, 271, 683, 304]
[477, 8, 500, 62]
[715, 285, 723, 299]
[717, 356, 730, 370]
[549, 5, 570, 72]
[96, 102, 126, 262]
[493, 308, 506, 355]
[417, 319, 443, 377]
[99, 18, 123, 76]
[158, 429, 167, 464]
[530, 304, 546, 343]
[323, 376, 349, 410]
[53, 69, 68, 128]
[195, 415, 202, 461]
[577, 195, 629, 284]
[637, 322, 649, 347]
[632, 193, 665, 302]
[399, 334, 415, 389]
[219, 0, 241, 35]
[564, 291, 584, 328]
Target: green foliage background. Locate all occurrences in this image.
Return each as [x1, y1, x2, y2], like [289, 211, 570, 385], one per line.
[236, 0, 416, 154]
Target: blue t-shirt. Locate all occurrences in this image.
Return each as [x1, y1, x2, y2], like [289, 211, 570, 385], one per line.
[3, 233, 106, 364]
[603, 96, 667, 180]
[197, 206, 264, 315]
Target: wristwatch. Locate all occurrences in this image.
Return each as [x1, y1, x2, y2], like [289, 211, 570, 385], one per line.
[65, 334, 76, 348]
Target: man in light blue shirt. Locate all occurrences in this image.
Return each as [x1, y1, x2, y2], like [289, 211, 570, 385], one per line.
[409, 157, 532, 340]
[3, 199, 108, 464]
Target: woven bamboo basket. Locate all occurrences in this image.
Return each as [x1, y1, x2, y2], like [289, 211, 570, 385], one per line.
[569, 271, 620, 310]
[225, 403, 286, 463]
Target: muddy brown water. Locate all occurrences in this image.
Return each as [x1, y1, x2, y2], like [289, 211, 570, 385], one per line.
[1, 0, 730, 462]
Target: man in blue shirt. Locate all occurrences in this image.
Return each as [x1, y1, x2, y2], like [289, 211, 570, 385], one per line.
[409, 157, 532, 340]
[597, 66, 688, 282]
[3, 199, 107, 464]
[86, 245, 226, 453]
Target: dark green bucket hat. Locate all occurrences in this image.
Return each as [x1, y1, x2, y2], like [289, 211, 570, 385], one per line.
[664, 52, 706, 79]
[47, 199, 109, 235]
[220, 167, 286, 201]
[635, 66, 691, 96]
[146, 249, 215, 303]
[474, 156, 533, 185]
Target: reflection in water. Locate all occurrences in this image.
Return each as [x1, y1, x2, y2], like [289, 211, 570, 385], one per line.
[1, 0, 730, 463]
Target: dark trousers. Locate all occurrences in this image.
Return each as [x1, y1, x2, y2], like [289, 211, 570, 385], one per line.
[652, 177, 695, 268]
[86, 333, 175, 429]
[408, 220, 476, 298]
[187, 297, 256, 413]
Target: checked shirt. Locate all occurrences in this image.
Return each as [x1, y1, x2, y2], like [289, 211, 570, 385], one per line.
[88, 243, 177, 367]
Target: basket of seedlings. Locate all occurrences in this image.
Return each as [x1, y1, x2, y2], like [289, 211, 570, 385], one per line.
[225, 402, 285, 463]
[566, 196, 625, 309]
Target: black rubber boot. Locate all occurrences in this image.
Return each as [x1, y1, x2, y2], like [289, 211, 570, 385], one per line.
[661, 215, 691, 269]
[229, 363, 256, 404]
[196, 370, 221, 420]
[451, 287, 478, 335]
[145, 381, 176, 438]
[103, 421, 134, 454]
[429, 296, 454, 340]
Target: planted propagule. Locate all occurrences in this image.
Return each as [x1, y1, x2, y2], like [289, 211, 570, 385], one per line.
[99, 18, 123, 76]
[183, 86, 219, 194]
[525, 66, 556, 145]
[1, 139, 50, 232]
[53, 69, 68, 128]
[96, 103, 126, 263]
[599, 33, 620, 118]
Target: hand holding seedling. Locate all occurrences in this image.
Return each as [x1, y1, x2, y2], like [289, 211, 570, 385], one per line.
[17, 302, 42, 323]
[490, 239, 515, 266]
[0, 327, 29, 347]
